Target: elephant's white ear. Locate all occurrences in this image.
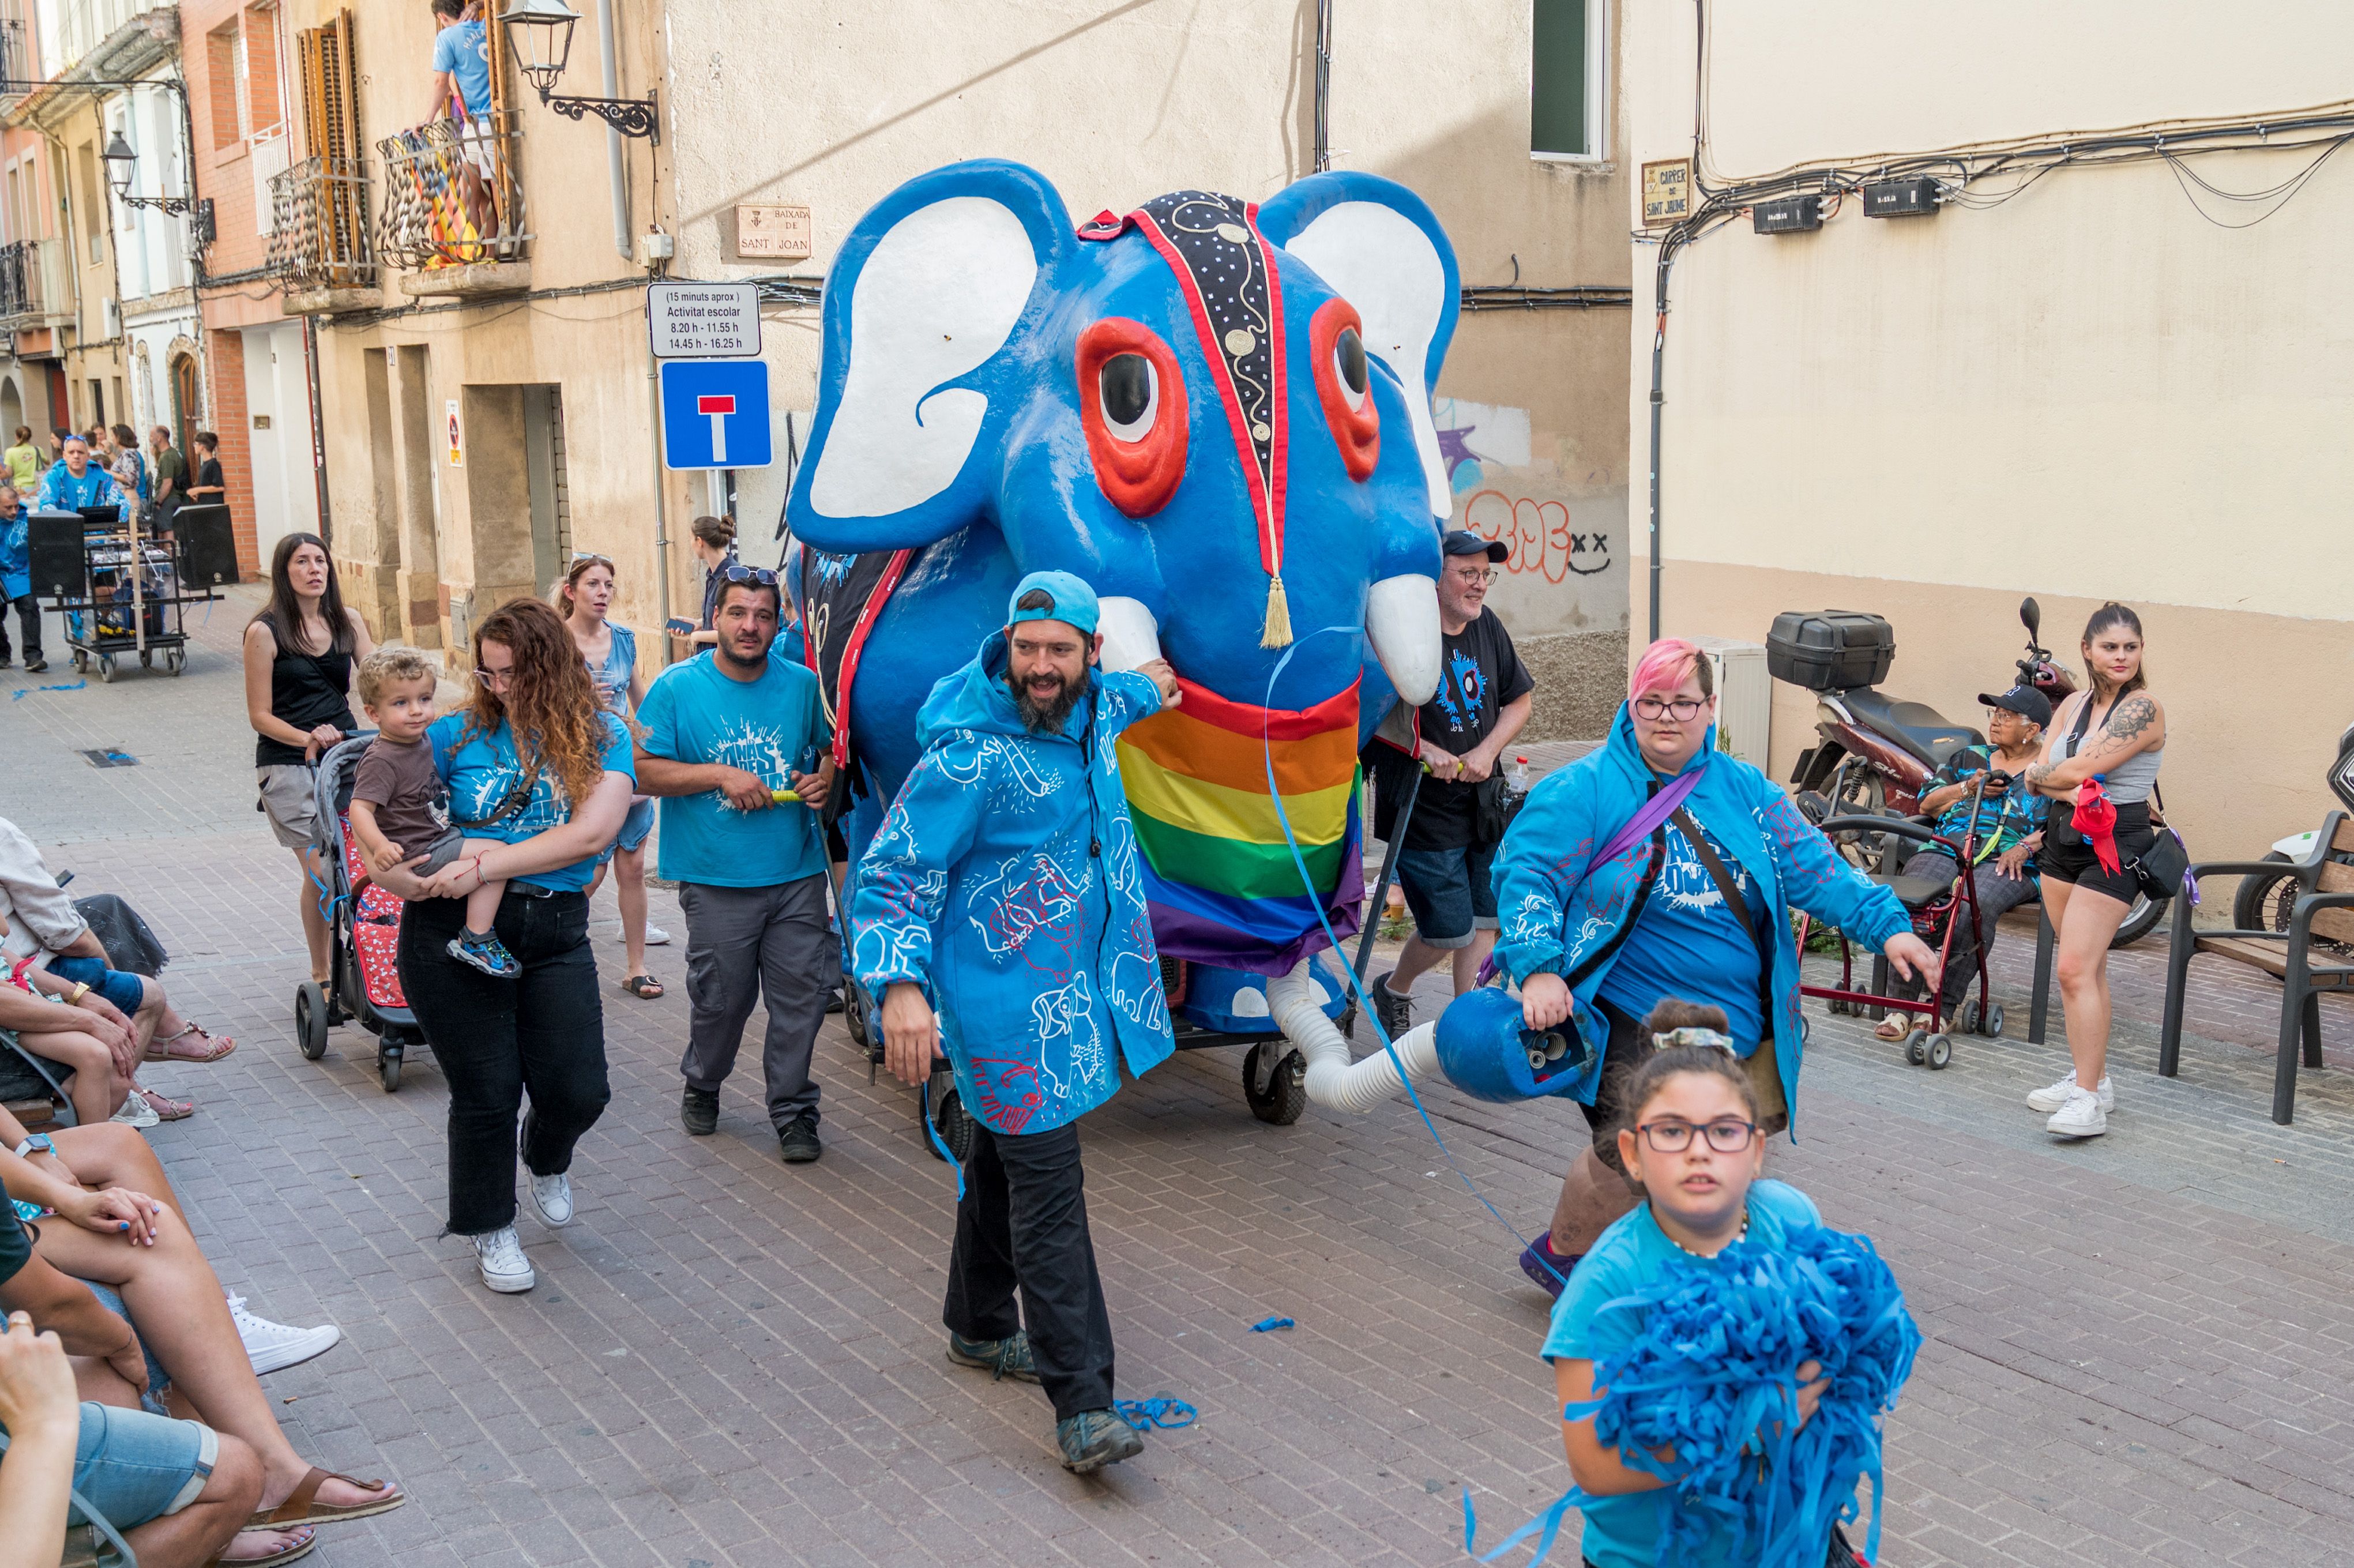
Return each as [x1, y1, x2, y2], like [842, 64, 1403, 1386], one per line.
[806, 197, 1039, 520]
[1260, 175, 1461, 520]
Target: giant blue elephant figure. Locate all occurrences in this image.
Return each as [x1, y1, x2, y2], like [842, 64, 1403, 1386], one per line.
[788, 159, 1473, 1118]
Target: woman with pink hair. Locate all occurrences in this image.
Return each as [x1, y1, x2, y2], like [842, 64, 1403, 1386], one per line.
[1491, 638, 1939, 1295]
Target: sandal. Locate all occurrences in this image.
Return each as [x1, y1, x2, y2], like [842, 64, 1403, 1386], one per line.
[623, 973, 664, 1000]
[1873, 1016, 1911, 1042]
[210, 1526, 317, 1567]
[134, 1086, 195, 1122]
[148, 1024, 238, 1063]
[249, 1468, 405, 1528]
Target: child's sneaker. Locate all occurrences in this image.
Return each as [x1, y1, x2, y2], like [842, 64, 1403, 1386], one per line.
[448, 928, 521, 978]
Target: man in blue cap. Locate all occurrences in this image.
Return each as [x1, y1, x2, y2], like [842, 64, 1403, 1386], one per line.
[851, 570, 1180, 1473]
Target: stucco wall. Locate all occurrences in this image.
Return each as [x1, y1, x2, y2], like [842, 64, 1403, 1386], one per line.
[1622, 0, 2354, 859]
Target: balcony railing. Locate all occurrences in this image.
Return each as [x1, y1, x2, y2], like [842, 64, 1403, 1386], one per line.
[375, 113, 529, 271]
[268, 155, 376, 291]
[0, 240, 29, 318]
[0, 235, 66, 323]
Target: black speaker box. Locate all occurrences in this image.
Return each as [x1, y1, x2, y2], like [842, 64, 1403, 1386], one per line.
[175, 505, 240, 586]
[27, 512, 83, 598]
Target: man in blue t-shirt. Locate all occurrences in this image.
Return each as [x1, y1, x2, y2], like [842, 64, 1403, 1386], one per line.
[635, 569, 836, 1163]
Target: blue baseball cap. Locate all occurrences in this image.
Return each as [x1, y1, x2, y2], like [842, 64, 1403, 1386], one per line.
[1006, 570, 1099, 637]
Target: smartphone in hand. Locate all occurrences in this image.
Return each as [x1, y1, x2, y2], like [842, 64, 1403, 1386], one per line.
[665, 618, 696, 636]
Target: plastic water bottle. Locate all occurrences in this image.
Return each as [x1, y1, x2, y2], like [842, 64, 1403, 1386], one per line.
[1506, 755, 1532, 801]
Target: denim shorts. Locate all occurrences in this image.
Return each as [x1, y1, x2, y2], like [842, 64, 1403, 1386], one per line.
[44, 956, 146, 1017]
[67, 1401, 217, 1529]
[597, 796, 656, 865]
[1394, 840, 1499, 949]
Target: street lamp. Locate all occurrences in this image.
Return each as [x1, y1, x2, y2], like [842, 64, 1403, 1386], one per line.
[101, 130, 212, 233]
[501, 0, 659, 143]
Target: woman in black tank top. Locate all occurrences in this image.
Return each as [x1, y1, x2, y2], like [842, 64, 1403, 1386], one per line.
[243, 532, 375, 984]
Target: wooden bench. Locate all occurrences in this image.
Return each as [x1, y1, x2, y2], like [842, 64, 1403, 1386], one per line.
[2159, 810, 2354, 1124]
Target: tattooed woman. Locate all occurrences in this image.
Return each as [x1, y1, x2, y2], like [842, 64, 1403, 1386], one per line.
[2020, 603, 2166, 1139]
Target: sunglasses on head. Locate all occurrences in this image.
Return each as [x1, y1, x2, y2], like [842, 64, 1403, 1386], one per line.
[720, 563, 779, 586]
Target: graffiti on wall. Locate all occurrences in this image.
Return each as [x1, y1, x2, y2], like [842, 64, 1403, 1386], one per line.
[1432, 397, 1625, 634]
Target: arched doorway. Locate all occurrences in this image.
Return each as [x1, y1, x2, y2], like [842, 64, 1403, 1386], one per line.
[170, 354, 200, 458]
[0, 376, 21, 446]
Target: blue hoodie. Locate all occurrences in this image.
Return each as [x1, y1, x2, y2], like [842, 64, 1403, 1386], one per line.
[1491, 702, 1910, 1130]
[849, 632, 1175, 1135]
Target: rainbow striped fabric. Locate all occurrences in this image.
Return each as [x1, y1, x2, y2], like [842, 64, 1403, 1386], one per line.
[1116, 675, 1363, 975]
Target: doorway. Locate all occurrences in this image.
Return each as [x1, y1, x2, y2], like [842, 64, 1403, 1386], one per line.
[170, 354, 200, 457]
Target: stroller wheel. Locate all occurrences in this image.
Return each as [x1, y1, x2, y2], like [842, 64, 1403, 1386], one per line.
[1957, 999, 1981, 1035]
[380, 1047, 403, 1093]
[1904, 1030, 1928, 1067]
[1926, 1034, 1954, 1070]
[1983, 1003, 2006, 1038]
[295, 982, 330, 1061]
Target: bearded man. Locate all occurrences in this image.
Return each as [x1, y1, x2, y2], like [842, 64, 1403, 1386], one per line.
[851, 570, 1180, 1473]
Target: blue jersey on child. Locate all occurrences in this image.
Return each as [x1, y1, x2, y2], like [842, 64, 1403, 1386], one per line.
[1541, 1178, 1826, 1568]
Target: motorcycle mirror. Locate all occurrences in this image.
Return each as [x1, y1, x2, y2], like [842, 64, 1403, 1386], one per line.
[2020, 597, 2041, 639]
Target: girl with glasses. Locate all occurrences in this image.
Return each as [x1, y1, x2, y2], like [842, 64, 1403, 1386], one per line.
[1494, 638, 1935, 1298]
[1543, 998, 1846, 1568]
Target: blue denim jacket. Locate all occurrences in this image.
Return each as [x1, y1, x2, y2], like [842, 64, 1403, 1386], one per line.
[849, 633, 1174, 1135]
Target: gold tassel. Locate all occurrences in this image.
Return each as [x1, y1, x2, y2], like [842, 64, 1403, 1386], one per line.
[1259, 571, 1293, 649]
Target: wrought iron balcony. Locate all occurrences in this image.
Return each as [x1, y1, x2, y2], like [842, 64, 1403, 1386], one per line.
[375, 112, 530, 272]
[268, 155, 376, 291]
[0, 239, 29, 319]
[0, 236, 65, 324]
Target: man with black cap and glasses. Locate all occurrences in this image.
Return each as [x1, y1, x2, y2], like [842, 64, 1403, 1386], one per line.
[633, 563, 837, 1163]
[1366, 529, 1533, 1034]
[1877, 682, 2052, 1042]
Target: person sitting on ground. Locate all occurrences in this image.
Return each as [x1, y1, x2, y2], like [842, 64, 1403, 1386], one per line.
[0, 1101, 403, 1554]
[0, 1257, 269, 1568]
[1877, 683, 2051, 1043]
[0, 816, 235, 1124]
[346, 646, 516, 977]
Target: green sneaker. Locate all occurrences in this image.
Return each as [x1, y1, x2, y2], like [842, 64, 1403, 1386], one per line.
[946, 1329, 1040, 1383]
[1056, 1408, 1144, 1474]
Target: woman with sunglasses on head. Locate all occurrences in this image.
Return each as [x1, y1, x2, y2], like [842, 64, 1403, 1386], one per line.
[243, 533, 375, 992]
[555, 553, 665, 999]
[666, 514, 738, 655]
[379, 597, 633, 1295]
[1493, 638, 1937, 1298]
[2020, 603, 2167, 1140]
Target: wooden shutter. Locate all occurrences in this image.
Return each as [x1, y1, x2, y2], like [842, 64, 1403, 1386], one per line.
[291, 12, 364, 283]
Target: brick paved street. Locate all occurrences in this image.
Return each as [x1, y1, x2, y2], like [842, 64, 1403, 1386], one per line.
[9, 596, 2354, 1567]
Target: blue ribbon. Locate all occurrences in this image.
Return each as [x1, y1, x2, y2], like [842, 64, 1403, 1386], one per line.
[1249, 1315, 1293, 1332]
[9, 679, 86, 700]
[1114, 1396, 1198, 1430]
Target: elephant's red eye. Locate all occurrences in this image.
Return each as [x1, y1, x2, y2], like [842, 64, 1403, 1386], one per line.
[1078, 318, 1187, 517]
[1311, 298, 1379, 482]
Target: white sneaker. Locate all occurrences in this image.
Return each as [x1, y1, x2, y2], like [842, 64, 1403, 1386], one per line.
[225, 1293, 340, 1375]
[528, 1171, 575, 1228]
[110, 1094, 160, 1128]
[2026, 1071, 2114, 1114]
[645, 924, 671, 946]
[472, 1226, 535, 1292]
[2045, 1085, 2109, 1138]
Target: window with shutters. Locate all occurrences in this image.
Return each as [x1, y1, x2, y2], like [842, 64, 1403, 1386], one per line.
[1531, 0, 1609, 161]
[273, 10, 373, 291]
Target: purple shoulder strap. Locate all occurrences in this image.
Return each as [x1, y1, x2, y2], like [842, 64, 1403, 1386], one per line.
[1592, 768, 1702, 868]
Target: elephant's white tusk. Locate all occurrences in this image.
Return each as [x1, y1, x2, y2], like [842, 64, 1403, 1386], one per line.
[1364, 574, 1441, 705]
[1096, 597, 1163, 672]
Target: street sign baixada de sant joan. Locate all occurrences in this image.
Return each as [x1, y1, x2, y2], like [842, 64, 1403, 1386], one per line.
[647, 281, 762, 359]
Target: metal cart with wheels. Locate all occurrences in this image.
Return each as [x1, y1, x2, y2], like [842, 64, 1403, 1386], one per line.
[26, 507, 223, 683]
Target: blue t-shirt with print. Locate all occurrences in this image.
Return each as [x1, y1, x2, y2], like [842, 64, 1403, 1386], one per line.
[428, 710, 633, 892]
[636, 651, 828, 890]
[1596, 815, 1765, 1046]
[431, 19, 493, 119]
[1542, 1179, 1827, 1568]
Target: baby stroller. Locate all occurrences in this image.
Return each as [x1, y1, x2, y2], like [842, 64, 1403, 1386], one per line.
[292, 735, 432, 1092]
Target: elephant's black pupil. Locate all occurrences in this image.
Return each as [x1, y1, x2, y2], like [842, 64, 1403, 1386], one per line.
[1336, 328, 1367, 396]
[1101, 354, 1152, 428]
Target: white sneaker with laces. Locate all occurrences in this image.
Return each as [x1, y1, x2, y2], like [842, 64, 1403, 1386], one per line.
[529, 1171, 574, 1228]
[226, 1293, 341, 1375]
[2026, 1070, 2114, 1114]
[472, 1226, 535, 1292]
[2045, 1085, 2109, 1138]
[645, 924, 671, 946]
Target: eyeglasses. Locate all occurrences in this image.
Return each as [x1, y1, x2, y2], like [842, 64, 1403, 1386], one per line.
[720, 564, 779, 586]
[1634, 1118, 1758, 1154]
[1632, 695, 1707, 721]
[472, 665, 514, 689]
[1446, 566, 1496, 584]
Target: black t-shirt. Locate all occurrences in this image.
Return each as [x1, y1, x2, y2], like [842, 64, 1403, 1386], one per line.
[253, 612, 359, 768]
[1370, 607, 1533, 851]
[193, 456, 225, 497]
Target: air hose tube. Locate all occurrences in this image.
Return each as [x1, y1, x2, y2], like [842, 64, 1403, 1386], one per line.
[1265, 958, 1440, 1114]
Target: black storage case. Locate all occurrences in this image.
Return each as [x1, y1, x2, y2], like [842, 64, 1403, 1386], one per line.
[1768, 610, 1896, 691]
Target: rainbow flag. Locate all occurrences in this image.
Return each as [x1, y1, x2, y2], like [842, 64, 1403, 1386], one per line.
[1117, 675, 1363, 975]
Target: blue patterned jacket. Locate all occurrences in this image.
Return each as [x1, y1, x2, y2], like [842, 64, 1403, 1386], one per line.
[1492, 703, 1910, 1130]
[849, 632, 1174, 1135]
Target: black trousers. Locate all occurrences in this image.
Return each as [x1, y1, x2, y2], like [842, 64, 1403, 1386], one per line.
[942, 1119, 1115, 1420]
[397, 888, 612, 1236]
[0, 593, 40, 661]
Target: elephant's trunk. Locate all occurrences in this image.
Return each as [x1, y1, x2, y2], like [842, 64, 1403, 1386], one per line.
[1266, 958, 1440, 1113]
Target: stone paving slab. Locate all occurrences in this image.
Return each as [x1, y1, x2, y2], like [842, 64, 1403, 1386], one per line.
[12, 622, 2354, 1566]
